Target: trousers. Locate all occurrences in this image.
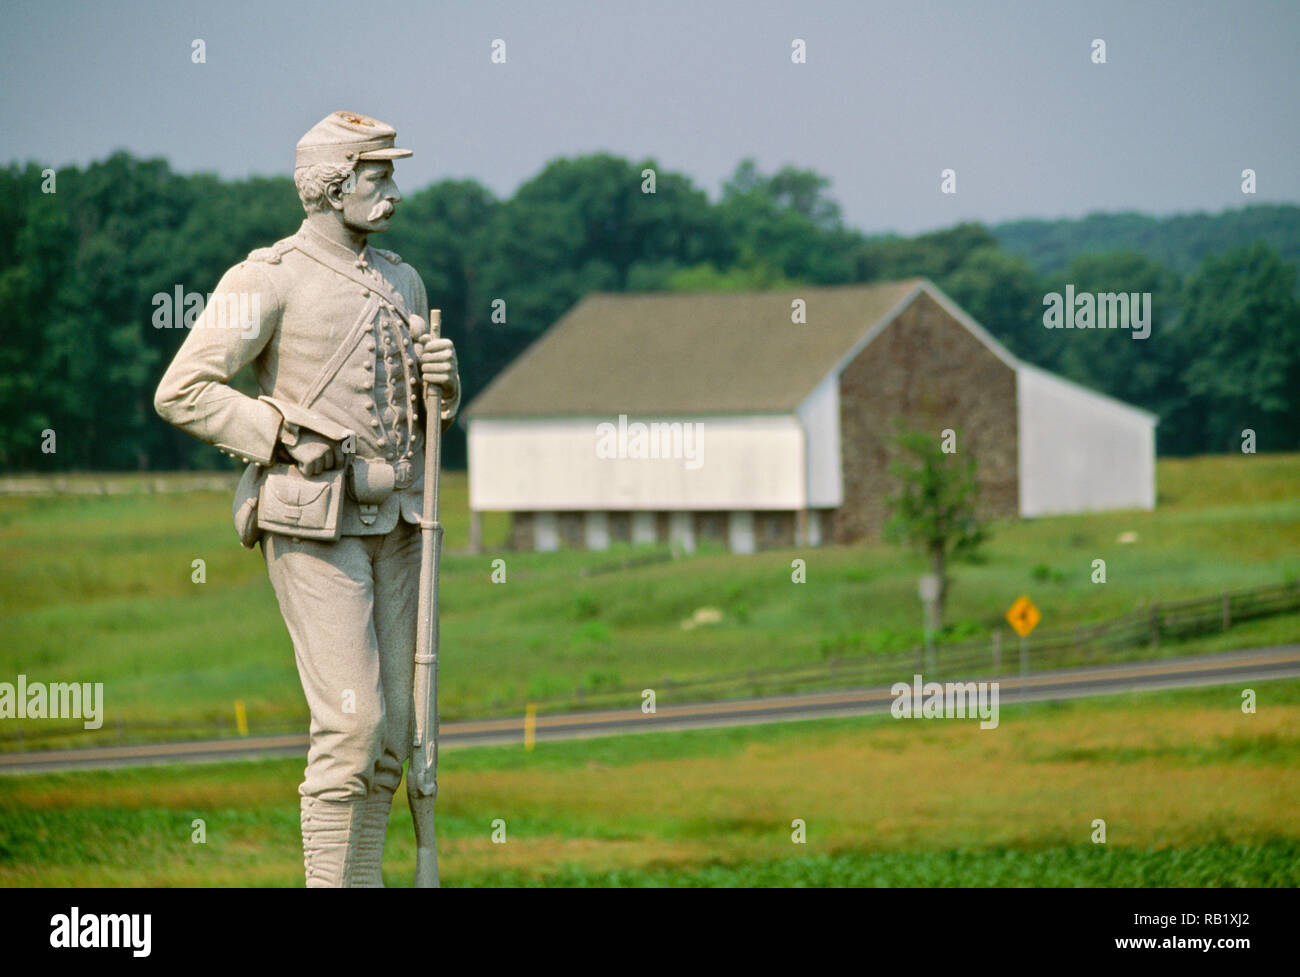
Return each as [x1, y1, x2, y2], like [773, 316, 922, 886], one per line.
[262, 522, 421, 801]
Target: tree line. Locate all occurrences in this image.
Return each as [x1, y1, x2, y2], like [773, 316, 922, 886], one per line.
[1, 152, 1297, 471]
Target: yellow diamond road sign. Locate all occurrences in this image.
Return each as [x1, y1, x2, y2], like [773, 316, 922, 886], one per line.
[1006, 595, 1041, 638]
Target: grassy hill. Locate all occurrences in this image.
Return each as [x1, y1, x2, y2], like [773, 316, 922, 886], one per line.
[0, 453, 1297, 745]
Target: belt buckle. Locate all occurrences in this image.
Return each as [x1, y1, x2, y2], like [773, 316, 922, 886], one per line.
[393, 459, 414, 490]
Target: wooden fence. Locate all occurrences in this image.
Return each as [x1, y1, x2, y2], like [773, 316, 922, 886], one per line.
[546, 580, 1300, 711]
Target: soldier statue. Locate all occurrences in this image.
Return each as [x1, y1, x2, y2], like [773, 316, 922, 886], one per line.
[154, 111, 460, 887]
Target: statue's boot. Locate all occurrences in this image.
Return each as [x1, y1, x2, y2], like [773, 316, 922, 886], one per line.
[301, 795, 370, 888]
[352, 786, 395, 887]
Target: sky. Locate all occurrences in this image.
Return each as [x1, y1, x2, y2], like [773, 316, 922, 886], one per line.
[1, 0, 1297, 235]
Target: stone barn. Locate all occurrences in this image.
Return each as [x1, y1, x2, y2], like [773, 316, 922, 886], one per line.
[463, 278, 1156, 553]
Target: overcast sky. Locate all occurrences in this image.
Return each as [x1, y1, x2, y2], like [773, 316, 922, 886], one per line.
[2, 0, 1297, 234]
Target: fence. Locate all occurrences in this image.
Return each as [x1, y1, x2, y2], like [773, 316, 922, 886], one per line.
[539, 579, 1300, 712]
[2, 580, 1297, 748]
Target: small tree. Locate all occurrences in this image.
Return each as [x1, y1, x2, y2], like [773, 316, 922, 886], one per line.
[883, 425, 988, 626]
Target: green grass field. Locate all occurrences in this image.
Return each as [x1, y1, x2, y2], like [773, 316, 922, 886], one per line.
[2, 680, 1296, 886]
[0, 453, 1297, 745]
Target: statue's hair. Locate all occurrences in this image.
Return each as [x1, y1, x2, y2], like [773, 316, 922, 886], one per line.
[293, 161, 357, 214]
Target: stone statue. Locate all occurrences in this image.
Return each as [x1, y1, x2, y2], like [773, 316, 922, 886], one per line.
[154, 111, 460, 887]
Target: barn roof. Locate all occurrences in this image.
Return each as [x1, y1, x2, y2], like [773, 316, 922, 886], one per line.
[465, 278, 927, 418]
[463, 277, 1158, 423]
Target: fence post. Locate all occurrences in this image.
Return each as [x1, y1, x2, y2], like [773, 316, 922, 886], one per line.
[992, 630, 1002, 673]
[1149, 603, 1160, 649]
[1221, 592, 1231, 631]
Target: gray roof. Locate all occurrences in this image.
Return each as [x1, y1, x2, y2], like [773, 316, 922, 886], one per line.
[464, 278, 925, 418]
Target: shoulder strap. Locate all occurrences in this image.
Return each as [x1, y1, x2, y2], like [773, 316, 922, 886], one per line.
[299, 295, 381, 408]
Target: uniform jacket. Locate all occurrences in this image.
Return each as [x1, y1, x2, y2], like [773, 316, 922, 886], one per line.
[154, 220, 460, 538]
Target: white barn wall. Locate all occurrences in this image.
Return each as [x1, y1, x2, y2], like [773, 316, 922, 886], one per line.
[795, 373, 844, 508]
[468, 415, 807, 511]
[1017, 364, 1156, 517]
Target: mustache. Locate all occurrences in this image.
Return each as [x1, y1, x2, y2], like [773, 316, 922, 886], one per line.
[367, 200, 395, 222]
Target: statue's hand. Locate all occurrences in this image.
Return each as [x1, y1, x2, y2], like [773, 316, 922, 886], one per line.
[417, 337, 459, 403]
[286, 433, 343, 476]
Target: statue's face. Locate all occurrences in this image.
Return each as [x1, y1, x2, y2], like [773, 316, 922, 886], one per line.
[336, 160, 401, 234]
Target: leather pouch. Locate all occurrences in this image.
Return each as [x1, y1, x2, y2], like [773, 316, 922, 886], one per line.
[348, 458, 397, 505]
[257, 463, 344, 540]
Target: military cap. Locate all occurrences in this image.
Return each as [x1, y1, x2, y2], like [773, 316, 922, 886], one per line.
[295, 111, 413, 169]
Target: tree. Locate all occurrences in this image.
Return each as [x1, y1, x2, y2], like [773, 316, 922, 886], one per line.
[1170, 243, 1300, 453]
[723, 158, 844, 230]
[1038, 251, 1182, 449]
[718, 159, 860, 283]
[883, 426, 988, 626]
[939, 245, 1045, 359]
[665, 260, 800, 292]
[850, 222, 999, 283]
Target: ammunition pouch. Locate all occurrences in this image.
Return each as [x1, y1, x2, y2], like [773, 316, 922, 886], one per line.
[348, 458, 398, 527]
[348, 458, 397, 504]
[257, 463, 345, 541]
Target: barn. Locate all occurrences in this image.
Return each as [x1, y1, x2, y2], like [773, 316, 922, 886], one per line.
[462, 278, 1157, 553]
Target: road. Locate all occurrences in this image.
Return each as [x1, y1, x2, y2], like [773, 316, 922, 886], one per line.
[1, 645, 1296, 774]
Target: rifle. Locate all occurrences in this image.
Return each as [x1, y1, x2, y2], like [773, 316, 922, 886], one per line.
[408, 308, 442, 888]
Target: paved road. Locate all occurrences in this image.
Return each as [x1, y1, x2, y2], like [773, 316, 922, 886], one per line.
[2, 645, 1296, 774]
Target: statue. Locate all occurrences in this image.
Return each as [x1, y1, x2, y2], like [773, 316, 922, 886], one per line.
[154, 111, 459, 887]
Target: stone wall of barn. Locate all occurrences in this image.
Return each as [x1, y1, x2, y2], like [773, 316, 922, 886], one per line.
[833, 290, 1019, 542]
